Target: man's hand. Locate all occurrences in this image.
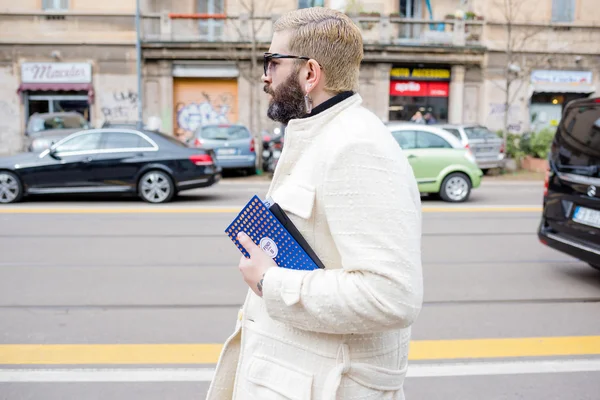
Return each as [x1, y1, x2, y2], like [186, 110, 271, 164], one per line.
[237, 232, 277, 297]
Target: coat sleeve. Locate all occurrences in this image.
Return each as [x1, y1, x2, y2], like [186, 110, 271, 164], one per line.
[262, 140, 423, 334]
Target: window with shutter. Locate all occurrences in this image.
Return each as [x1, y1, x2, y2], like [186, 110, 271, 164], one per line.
[551, 0, 575, 22]
[197, 0, 225, 41]
[298, 0, 324, 8]
[42, 0, 69, 10]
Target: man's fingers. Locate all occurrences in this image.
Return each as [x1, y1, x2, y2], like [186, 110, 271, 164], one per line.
[237, 231, 257, 256]
[238, 255, 252, 270]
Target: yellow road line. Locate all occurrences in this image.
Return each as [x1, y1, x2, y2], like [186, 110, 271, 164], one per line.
[422, 206, 541, 213]
[1, 336, 598, 365]
[409, 336, 600, 360]
[0, 208, 241, 214]
[0, 344, 222, 365]
[0, 206, 542, 214]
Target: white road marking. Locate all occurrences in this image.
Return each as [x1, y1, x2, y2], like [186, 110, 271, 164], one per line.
[1, 359, 599, 382]
[0, 204, 542, 212]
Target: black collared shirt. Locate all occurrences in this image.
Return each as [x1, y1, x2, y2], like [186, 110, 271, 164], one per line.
[302, 91, 355, 118]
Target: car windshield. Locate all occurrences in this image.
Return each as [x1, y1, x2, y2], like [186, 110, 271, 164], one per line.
[463, 126, 498, 140]
[30, 115, 88, 133]
[199, 126, 250, 140]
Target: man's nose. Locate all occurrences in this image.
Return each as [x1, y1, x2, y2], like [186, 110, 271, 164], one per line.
[261, 73, 271, 85]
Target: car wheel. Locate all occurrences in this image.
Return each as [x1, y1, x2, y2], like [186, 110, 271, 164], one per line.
[0, 171, 24, 204]
[138, 170, 175, 204]
[440, 172, 472, 203]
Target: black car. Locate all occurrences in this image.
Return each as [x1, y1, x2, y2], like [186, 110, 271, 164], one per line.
[0, 128, 221, 204]
[538, 97, 600, 270]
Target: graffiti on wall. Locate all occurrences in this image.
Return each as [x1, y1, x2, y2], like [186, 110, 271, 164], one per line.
[486, 102, 524, 133]
[100, 90, 138, 121]
[175, 91, 236, 138]
[173, 78, 238, 139]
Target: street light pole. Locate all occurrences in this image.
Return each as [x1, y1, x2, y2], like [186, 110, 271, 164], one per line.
[135, 0, 143, 126]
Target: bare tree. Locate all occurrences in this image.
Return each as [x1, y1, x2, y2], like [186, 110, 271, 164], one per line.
[229, 0, 276, 172]
[490, 0, 549, 149]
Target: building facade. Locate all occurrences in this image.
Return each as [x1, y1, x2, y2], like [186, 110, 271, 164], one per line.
[1, 0, 599, 155]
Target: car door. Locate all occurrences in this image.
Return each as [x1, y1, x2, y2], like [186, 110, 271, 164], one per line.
[29, 131, 103, 190]
[412, 130, 454, 185]
[89, 131, 158, 190]
[390, 129, 425, 181]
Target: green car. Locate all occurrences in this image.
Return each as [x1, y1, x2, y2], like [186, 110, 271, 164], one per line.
[386, 122, 483, 202]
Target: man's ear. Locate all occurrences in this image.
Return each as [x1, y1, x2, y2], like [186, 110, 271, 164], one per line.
[304, 59, 322, 94]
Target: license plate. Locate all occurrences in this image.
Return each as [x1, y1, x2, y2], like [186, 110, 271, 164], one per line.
[573, 206, 600, 229]
[475, 147, 494, 153]
[217, 148, 236, 155]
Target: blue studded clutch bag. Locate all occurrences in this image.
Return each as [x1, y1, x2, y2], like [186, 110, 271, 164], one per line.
[224, 195, 321, 271]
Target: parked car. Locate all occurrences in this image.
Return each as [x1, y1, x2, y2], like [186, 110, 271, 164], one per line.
[24, 112, 91, 152]
[189, 124, 257, 175]
[101, 121, 144, 129]
[0, 128, 221, 204]
[538, 97, 600, 270]
[262, 129, 284, 173]
[386, 122, 483, 202]
[439, 124, 505, 171]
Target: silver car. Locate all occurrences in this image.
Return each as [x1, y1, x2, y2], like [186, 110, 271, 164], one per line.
[25, 112, 91, 152]
[189, 124, 257, 175]
[439, 124, 505, 171]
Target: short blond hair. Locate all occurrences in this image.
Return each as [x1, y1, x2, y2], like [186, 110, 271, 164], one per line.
[273, 7, 364, 93]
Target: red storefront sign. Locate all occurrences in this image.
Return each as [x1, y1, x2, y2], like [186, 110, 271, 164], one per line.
[390, 81, 449, 97]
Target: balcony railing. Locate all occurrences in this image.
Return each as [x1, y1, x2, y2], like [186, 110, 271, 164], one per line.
[142, 13, 275, 43]
[141, 13, 485, 48]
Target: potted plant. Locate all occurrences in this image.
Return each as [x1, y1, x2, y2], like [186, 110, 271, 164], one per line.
[466, 33, 480, 42]
[358, 11, 380, 30]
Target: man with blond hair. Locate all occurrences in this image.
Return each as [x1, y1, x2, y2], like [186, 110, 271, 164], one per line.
[207, 7, 423, 400]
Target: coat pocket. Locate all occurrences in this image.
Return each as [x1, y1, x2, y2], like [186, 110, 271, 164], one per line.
[272, 182, 316, 220]
[246, 354, 313, 400]
[338, 363, 408, 400]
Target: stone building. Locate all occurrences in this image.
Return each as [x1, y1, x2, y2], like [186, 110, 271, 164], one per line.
[1, 0, 599, 154]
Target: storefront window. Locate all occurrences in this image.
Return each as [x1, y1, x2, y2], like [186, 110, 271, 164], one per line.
[26, 93, 91, 121]
[389, 66, 450, 124]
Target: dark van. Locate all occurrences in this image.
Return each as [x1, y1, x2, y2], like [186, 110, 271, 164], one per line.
[538, 97, 600, 270]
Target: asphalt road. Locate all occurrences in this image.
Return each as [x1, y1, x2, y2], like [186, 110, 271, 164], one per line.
[1, 178, 599, 400]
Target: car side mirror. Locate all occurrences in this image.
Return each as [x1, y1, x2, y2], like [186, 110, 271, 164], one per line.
[48, 146, 60, 159]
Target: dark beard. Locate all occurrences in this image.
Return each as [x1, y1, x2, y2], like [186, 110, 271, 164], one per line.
[265, 72, 306, 125]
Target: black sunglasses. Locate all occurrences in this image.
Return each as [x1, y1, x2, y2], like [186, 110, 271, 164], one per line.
[263, 53, 311, 75]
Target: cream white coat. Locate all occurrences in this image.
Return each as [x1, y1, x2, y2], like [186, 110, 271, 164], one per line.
[206, 94, 423, 400]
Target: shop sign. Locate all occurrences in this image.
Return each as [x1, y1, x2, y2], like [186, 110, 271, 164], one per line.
[21, 62, 92, 84]
[391, 67, 451, 80]
[530, 70, 592, 85]
[390, 81, 449, 97]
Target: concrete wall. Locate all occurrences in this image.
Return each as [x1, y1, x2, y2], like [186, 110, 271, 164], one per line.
[0, 64, 22, 155]
[144, 60, 173, 134]
[358, 63, 391, 121]
[94, 74, 139, 126]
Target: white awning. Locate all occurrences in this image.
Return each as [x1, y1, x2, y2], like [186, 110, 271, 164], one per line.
[532, 83, 596, 94]
[172, 62, 239, 78]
